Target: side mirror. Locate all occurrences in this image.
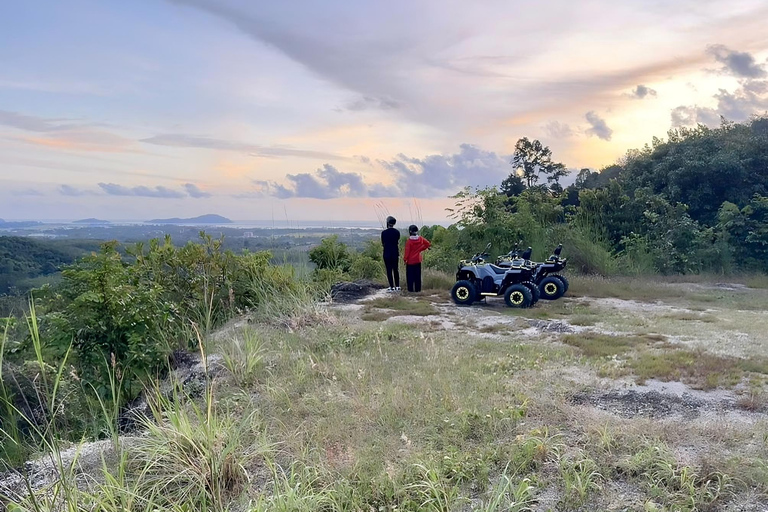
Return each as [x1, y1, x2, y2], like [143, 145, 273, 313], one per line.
[554, 244, 562, 257]
[522, 247, 532, 260]
[484, 242, 492, 253]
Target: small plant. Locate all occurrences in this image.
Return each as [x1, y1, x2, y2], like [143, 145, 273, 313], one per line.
[559, 453, 602, 507]
[405, 462, 463, 511]
[475, 469, 536, 512]
[218, 327, 265, 388]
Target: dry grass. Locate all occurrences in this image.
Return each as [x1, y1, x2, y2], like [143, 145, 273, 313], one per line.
[8, 274, 768, 511]
[630, 349, 768, 389]
[661, 311, 719, 323]
[364, 295, 440, 316]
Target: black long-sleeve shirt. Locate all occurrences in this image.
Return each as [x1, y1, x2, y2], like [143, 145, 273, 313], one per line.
[381, 227, 401, 260]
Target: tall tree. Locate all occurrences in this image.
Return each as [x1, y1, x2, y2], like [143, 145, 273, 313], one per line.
[508, 137, 569, 191]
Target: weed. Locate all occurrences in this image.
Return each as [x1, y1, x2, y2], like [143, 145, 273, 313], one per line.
[476, 470, 536, 512]
[405, 462, 462, 511]
[561, 332, 644, 358]
[218, 327, 265, 387]
[661, 311, 718, 323]
[631, 349, 768, 389]
[421, 269, 456, 292]
[559, 453, 602, 507]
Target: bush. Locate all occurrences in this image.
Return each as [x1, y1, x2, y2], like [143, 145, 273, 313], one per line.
[349, 256, 384, 281]
[308, 235, 351, 272]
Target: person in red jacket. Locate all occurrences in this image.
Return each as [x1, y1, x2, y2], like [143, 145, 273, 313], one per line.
[403, 225, 431, 292]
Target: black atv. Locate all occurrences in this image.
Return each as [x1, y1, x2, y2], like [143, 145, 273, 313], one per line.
[450, 243, 539, 308]
[496, 244, 569, 300]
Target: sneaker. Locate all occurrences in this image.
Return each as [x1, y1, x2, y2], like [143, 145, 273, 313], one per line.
[387, 287, 395, 292]
[395, 287, 401, 291]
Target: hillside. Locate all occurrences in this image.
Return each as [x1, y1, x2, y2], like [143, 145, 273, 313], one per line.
[2, 275, 768, 509]
[0, 236, 101, 294]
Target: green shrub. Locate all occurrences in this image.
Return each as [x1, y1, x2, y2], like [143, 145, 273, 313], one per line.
[349, 256, 384, 281]
[309, 235, 351, 272]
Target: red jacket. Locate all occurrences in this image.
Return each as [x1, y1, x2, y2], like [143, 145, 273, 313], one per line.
[404, 236, 431, 265]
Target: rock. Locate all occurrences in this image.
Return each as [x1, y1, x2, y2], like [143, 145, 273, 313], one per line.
[330, 280, 384, 303]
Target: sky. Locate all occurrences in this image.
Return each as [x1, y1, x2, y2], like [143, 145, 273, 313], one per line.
[1, 0, 768, 223]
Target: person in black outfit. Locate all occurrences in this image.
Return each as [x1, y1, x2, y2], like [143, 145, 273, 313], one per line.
[381, 216, 401, 291]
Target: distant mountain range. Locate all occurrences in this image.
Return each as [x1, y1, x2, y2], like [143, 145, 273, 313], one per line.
[73, 218, 111, 224]
[146, 214, 232, 224]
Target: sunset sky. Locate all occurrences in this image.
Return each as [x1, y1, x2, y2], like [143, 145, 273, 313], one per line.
[1, 0, 768, 223]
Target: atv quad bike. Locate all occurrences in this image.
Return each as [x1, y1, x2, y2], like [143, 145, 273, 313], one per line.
[450, 243, 539, 308]
[496, 244, 569, 300]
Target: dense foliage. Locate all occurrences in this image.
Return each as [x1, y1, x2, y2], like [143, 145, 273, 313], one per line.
[1, 233, 317, 458]
[0, 237, 100, 295]
[422, 117, 768, 275]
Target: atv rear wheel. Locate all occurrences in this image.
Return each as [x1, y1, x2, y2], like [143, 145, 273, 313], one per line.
[539, 276, 564, 300]
[522, 281, 540, 304]
[451, 280, 477, 306]
[504, 284, 533, 308]
[551, 274, 569, 293]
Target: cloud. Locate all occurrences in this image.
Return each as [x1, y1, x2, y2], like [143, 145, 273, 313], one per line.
[670, 106, 721, 128]
[256, 144, 513, 199]
[343, 96, 400, 112]
[584, 111, 613, 141]
[258, 164, 367, 199]
[712, 82, 768, 121]
[140, 134, 346, 160]
[20, 131, 135, 153]
[0, 110, 75, 132]
[631, 84, 657, 99]
[98, 183, 186, 198]
[671, 80, 768, 127]
[13, 188, 44, 196]
[58, 184, 92, 196]
[706, 44, 766, 78]
[543, 121, 574, 139]
[0, 110, 137, 153]
[377, 144, 512, 197]
[184, 183, 212, 198]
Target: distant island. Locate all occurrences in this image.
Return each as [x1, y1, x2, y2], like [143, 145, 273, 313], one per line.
[73, 218, 111, 224]
[146, 214, 233, 224]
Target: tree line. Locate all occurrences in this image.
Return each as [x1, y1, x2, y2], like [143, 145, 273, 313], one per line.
[418, 117, 768, 275]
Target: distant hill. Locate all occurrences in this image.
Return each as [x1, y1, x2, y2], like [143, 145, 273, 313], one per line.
[73, 218, 111, 224]
[147, 214, 232, 224]
[0, 236, 101, 294]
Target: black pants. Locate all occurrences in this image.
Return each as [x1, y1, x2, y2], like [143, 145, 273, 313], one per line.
[406, 263, 422, 292]
[384, 257, 400, 288]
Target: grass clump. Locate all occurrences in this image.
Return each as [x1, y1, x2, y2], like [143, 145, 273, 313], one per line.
[421, 269, 455, 291]
[631, 350, 768, 389]
[218, 327, 265, 387]
[661, 311, 718, 323]
[131, 387, 268, 509]
[561, 332, 644, 358]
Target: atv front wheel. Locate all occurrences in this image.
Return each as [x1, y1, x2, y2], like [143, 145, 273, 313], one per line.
[551, 274, 569, 293]
[451, 280, 476, 306]
[504, 284, 533, 308]
[522, 281, 540, 304]
[539, 276, 564, 300]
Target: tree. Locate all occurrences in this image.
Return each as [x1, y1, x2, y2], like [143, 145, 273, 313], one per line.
[500, 174, 526, 197]
[508, 137, 569, 191]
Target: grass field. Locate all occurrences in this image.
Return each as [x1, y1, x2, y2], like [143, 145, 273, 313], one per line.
[3, 274, 768, 511]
